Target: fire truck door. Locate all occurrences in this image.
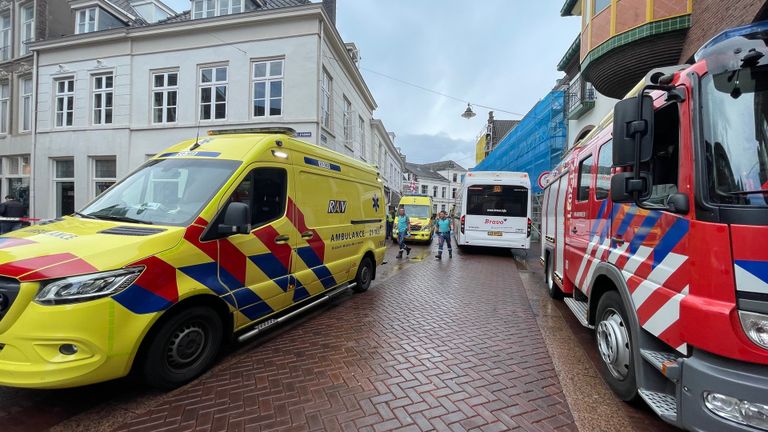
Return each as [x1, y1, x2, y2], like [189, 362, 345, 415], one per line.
[565, 154, 595, 289]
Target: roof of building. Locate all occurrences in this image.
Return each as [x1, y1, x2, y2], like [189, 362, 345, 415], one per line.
[557, 35, 581, 72]
[405, 162, 449, 181]
[108, 0, 312, 26]
[560, 0, 579, 17]
[421, 160, 466, 172]
[492, 120, 520, 145]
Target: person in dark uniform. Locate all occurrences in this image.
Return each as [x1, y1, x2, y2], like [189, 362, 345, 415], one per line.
[0, 196, 25, 234]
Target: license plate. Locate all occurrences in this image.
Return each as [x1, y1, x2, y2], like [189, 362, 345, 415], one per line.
[488, 231, 502, 237]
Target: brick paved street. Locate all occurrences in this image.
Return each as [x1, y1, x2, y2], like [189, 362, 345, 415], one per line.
[0, 243, 676, 432]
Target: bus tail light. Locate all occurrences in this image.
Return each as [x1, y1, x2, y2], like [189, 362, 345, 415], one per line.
[527, 218, 532, 238]
[460, 215, 465, 234]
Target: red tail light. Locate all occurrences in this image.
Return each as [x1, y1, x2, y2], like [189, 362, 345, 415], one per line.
[460, 215, 465, 234]
[527, 218, 532, 238]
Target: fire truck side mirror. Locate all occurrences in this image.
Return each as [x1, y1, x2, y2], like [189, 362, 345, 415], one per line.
[610, 172, 651, 203]
[612, 95, 655, 166]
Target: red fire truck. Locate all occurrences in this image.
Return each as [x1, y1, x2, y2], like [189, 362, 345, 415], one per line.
[541, 22, 768, 431]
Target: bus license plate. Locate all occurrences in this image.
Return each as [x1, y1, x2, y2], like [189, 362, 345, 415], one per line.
[488, 231, 502, 237]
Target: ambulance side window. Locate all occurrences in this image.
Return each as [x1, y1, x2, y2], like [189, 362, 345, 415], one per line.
[595, 142, 612, 200]
[230, 168, 287, 227]
[577, 155, 593, 201]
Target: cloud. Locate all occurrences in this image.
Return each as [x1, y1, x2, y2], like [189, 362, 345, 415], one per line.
[395, 133, 476, 170]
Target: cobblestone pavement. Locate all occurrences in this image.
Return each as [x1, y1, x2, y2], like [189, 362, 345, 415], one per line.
[0, 242, 675, 431]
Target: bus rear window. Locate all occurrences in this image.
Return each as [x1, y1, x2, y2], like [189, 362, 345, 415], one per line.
[466, 185, 528, 217]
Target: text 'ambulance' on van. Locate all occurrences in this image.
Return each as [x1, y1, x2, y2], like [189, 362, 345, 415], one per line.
[0, 128, 386, 389]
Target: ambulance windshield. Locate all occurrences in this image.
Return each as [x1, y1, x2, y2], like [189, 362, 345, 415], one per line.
[81, 158, 240, 226]
[701, 67, 768, 207]
[403, 205, 430, 218]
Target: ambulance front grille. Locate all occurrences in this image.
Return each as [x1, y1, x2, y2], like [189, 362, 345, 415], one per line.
[0, 277, 20, 322]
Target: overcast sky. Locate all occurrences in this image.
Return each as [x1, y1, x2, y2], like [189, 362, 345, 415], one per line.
[163, 1, 580, 169]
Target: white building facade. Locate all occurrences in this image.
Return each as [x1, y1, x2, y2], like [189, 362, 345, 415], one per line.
[371, 119, 403, 210]
[403, 162, 464, 214]
[30, 0, 377, 218]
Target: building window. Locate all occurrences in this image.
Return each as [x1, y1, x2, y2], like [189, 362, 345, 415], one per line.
[421, 185, 427, 195]
[343, 96, 352, 149]
[432, 204, 437, 213]
[19, 3, 33, 56]
[19, 77, 32, 132]
[92, 74, 113, 125]
[53, 159, 75, 217]
[3, 156, 30, 215]
[452, 187, 456, 199]
[321, 69, 332, 130]
[92, 157, 116, 197]
[55, 78, 75, 128]
[441, 187, 446, 198]
[192, 0, 242, 18]
[152, 71, 178, 124]
[441, 204, 446, 211]
[252, 59, 283, 118]
[593, 0, 610, 15]
[199, 65, 227, 121]
[76, 7, 97, 34]
[432, 186, 437, 197]
[452, 173, 457, 182]
[0, 83, 8, 134]
[358, 116, 366, 159]
[0, 12, 10, 61]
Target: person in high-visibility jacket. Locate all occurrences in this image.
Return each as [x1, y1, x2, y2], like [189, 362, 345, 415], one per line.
[385, 208, 394, 240]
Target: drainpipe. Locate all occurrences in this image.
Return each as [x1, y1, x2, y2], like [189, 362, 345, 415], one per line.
[30, 47, 38, 220]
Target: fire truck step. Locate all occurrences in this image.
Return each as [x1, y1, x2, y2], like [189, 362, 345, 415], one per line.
[563, 297, 593, 329]
[638, 388, 678, 423]
[641, 349, 681, 381]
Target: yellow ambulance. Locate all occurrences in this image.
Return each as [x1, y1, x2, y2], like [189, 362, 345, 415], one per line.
[0, 128, 386, 389]
[392, 195, 434, 243]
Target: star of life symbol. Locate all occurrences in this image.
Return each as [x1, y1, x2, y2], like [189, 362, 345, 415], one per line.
[372, 194, 380, 211]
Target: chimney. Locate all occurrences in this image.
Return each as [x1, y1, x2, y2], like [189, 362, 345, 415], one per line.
[323, 0, 336, 25]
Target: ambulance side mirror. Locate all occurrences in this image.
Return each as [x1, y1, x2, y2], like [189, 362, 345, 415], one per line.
[612, 95, 654, 166]
[217, 202, 251, 235]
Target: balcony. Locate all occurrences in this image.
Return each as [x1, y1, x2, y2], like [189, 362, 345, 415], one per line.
[565, 76, 595, 120]
[562, 0, 691, 98]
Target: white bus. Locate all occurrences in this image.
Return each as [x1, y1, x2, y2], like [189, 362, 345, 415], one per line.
[454, 171, 531, 250]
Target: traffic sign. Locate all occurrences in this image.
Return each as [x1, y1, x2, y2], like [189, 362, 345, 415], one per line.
[537, 171, 551, 189]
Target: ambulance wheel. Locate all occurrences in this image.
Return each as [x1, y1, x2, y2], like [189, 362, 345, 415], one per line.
[141, 306, 223, 390]
[352, 256, 374, 292]
[595, 291, 638, 401]
[546, 257, 563, 299]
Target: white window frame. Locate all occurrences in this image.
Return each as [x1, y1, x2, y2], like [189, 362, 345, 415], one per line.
[54, 77, 75, 128]
[251, 59, 283, 118]
[92, 73, 114, 125]
[358, 116, 366, 160]
[193, 0, 242, 18]
[321, 69, 332, 130]
[52, 158, 75, 218]
[19, 3, 33, 56]
[151, 70, 179, 124]
[0, 11, 10, 62]
[342, 96, 352, 149]
[441, 187, 446, 198]
[198, 64, 227, 121]
[0, 82, 8, 134]
[19, 77, 32, 132]
[218, 0, 243, 16]
[91, 157, 116, 198]
[432, 186, 438, 198]
[76, 7, 98, 34]
[2, 156, 30, 213]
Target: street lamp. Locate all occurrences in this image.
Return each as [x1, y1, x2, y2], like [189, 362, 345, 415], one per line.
[461, 103, 476, 119]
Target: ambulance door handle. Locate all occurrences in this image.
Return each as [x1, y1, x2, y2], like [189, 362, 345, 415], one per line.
[274, 235, 290, 244]
[301, 231, 314, 239]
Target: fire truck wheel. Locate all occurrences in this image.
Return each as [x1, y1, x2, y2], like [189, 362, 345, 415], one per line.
[141, 306, 223, 390]
[352, 256, 374, 292]
[546, 258, 562, 299]
[595, 291, 638, 401]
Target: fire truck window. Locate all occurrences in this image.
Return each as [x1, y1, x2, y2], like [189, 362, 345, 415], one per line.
[644, 103, 680, 206]
[577, 155, 593, 201]
[595, 142, 612, 200]
[229, 167, 287, 227]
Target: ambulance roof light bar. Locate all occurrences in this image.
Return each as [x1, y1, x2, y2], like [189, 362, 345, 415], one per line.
[208, 127, 297, 137]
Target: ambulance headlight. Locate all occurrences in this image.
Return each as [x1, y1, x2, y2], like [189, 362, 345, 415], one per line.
[739, 311, 768, 350]
[35, 267, 144, 305]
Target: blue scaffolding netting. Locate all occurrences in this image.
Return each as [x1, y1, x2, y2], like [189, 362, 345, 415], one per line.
[474, 90, 566, 193]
